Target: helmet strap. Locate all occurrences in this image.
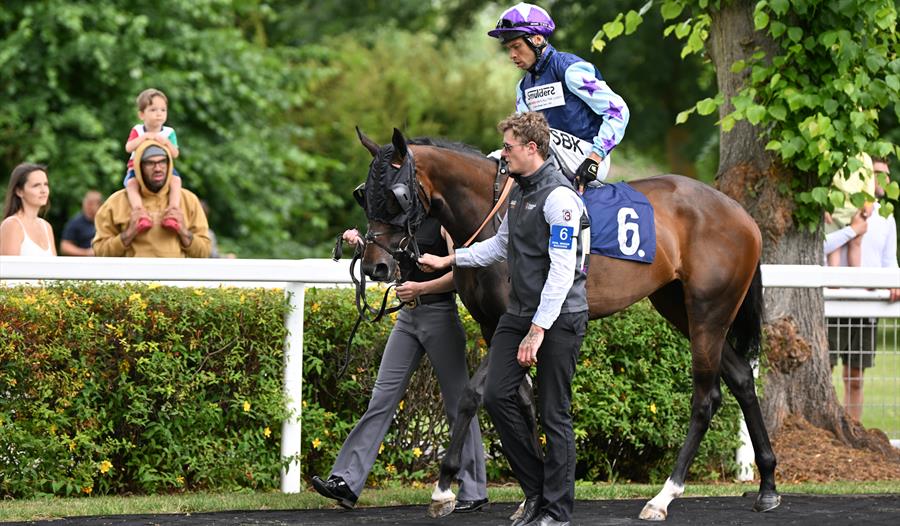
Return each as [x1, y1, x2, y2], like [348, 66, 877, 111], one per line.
[524, 35, 548, 73]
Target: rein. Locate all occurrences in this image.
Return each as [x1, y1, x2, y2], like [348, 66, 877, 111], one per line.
[332, 238, 408, 378]
[461, 161, 513, 247]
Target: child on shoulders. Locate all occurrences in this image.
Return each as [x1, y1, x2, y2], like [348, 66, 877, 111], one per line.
[825, 152, 876, 268]
[124, 88, 183, 232]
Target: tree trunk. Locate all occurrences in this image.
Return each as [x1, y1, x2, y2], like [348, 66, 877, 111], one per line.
[706, 0, 882, 451]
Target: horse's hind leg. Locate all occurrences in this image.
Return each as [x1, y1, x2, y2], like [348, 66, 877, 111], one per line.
[429, 356, 488, 517]
[720, 343, 780, 512]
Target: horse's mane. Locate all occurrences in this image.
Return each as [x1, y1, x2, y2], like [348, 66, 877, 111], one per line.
[409, 137, 487, 162]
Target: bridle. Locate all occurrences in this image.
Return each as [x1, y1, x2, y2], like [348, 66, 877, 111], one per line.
[331, 149, 424, 377]
[331, 142, 512, 376]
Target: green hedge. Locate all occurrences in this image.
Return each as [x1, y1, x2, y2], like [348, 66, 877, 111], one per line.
[0, 283, 742, 498]
[0, 283, 289, 498]
[301, 287, 742, 487]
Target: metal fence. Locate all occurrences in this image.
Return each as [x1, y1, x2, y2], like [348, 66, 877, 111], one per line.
[826, 306, 899, 443]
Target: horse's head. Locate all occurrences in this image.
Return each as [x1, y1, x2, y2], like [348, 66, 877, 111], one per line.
[354, 127, 426, 282]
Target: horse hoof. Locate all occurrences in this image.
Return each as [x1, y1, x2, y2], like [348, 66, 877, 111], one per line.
[753, 492, 781, 513]
[639, 503, 667, 521]
[427, 498, 456, 518]
[509, 499, 525, 521]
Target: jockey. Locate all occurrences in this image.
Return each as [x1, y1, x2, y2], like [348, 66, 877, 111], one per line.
[489, 2, 629, 186]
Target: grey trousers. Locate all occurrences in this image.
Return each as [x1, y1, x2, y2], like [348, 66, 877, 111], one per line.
[331, 300, 487, 500]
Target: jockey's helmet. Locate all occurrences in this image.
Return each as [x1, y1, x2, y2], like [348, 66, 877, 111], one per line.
[487, 3, 555, 44]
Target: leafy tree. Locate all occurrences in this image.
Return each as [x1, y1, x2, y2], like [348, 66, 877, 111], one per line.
[292, 23, 519, 237]
[595, 0, 899, 449]
[0, 0, 331, 258]
[551, 1, 721, 179]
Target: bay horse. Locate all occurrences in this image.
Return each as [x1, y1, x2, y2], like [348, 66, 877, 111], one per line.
[354, 128, 780, 521]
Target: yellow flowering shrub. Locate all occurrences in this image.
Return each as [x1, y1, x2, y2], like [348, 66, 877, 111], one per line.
[0, 282, 289, 497]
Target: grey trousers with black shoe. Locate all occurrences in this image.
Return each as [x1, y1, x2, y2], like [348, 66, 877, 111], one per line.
[330, 300, 487, 500]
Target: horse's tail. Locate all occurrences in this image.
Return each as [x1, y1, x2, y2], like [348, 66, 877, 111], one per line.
[727, 261, 764, 360]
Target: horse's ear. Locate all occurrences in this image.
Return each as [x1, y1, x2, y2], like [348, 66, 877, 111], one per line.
[356, 126, 380, 157]
[391, 128, 408, 160]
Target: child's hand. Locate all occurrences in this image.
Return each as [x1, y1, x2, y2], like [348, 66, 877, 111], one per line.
[862, 202, 874, 218]
[849, 209, 869, 236]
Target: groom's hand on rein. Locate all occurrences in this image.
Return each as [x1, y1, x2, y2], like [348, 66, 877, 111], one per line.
[342, 228, 362, 245]
[395, 281, 423, 302]
[418, 253, 452, 273]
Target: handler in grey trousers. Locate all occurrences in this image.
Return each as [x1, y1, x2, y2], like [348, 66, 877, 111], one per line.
[420, 112, 588, 526]
[311, 217, 488, 512]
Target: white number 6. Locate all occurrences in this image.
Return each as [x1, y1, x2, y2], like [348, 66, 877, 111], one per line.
[617, 207, 640, 256]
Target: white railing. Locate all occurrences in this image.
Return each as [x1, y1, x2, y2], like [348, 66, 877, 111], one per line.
[0, 256, 355, 494]
[1, 257, 898, 491]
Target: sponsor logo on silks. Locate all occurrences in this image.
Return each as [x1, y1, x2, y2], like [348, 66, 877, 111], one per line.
[550, 129, 585, 155]
[525, 82, 565, 111]
[563, 209, 572, 221]
[525, 201, 537, 210]
[549, 224, 575, 250]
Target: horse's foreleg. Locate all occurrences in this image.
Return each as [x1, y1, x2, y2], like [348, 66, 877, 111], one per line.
[641, 334, 723, 521]
[428, 357, 489, 517]
[720, 344, 780, 513]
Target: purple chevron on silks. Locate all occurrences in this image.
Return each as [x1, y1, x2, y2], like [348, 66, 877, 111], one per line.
[579, 77, 601, 96]
[605, 101, 624, 121]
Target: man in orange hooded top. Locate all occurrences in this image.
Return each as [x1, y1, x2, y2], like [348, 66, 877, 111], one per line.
[93, 140, 211, 257]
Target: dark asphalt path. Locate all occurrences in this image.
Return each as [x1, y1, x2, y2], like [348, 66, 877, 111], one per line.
[11, 494, 900, 525]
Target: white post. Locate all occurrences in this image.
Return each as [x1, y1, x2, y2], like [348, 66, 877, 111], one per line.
[735, 417, 755, 481]
[281, 281, 305, 493]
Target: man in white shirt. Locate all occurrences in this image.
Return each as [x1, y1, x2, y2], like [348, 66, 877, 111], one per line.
[420, 112, 587, 526]
[824, 159, 899, 420]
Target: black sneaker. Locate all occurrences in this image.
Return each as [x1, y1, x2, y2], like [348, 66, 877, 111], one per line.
[311, 475, 358, 509]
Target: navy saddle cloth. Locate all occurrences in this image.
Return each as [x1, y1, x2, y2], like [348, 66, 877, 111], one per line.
[581, 182, 656, 264]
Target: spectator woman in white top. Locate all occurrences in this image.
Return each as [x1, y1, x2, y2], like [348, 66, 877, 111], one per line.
[1, 163, 56, 256]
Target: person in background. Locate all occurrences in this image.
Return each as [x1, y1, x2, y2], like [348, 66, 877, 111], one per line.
[93, 141, 210, 258]
[123, 88, 184, 234]
[824, 159, 898, 421]
[1, 163, 56, 256]
[824, 152, 877, 269]
[60, 190, 102, 256]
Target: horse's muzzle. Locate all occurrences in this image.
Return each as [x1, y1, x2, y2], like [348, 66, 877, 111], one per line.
[362, 260, 393, 282]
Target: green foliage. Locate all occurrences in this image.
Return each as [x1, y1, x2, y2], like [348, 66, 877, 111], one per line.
[294, 25, 519, 237]
[557, 1, 719, 176]
[599, 0, 900, 228]
[0, 283, 289, 498]
[0, 2, 517, 258]
[574, 300, 741, 482]
[0, 0, 331, 259]
[301, 289, 742, 486]
[1, 284, 744, 498]
[744, 0, 900, 227]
